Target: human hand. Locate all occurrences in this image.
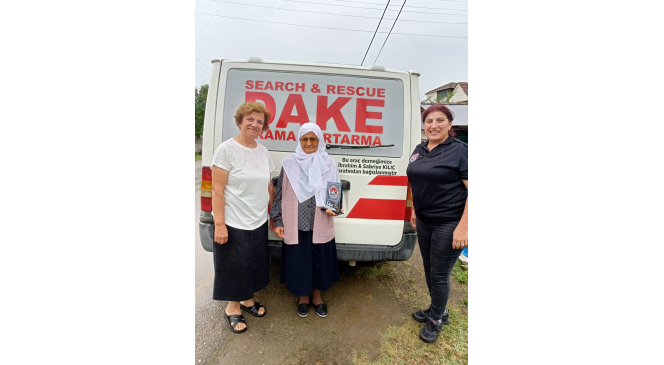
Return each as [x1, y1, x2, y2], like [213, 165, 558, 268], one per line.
[269, 218, 275, 231]
[325, 208, 343, 217]
[452, 223, 468, 249]
[410, 210, 417, 229]
[274, 227, 285, 239]
[214, 224, 229, 244]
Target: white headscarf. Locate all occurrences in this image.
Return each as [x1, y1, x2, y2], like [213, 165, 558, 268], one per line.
[282, 123, 340, 207]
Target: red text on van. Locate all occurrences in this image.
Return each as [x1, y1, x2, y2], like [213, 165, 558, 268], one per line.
[245, 92, 383, 135]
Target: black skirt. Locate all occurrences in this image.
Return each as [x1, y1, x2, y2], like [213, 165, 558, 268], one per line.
[213, 221, 270, 302]
[280, 230, 340, 296]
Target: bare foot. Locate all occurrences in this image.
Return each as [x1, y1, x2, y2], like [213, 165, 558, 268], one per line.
[240, 298, 265, 315]
[225, 304, 246, 331]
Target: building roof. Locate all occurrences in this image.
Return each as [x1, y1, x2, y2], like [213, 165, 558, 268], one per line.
[420, 103, 468, 127]
[425, 82, 457, 94]
[458, 82, 468, 96]
[425, 82, 468, 96]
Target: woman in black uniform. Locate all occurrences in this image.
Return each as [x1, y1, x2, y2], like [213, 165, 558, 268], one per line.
[406, 104, 468, 344]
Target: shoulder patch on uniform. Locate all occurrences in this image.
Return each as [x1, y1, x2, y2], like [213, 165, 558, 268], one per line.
[410, 153, 419, 163]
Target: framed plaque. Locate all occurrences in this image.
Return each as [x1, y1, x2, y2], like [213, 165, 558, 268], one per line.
[322, 181, 343, 215]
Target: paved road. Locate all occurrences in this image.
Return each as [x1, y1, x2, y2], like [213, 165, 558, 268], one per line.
[195, 160, 232, 364]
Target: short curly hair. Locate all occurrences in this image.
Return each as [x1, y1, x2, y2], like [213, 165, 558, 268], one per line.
[234, 102, 271, 133]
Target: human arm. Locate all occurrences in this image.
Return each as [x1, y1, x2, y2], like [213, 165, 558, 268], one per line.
[268, 180, 274, 211]
[270, 168, 285, 239]
[452, 180, 468, 249]
[211, 166, 230, 244]
[409, 184, 417, 229]
[268, 179, 275, 230]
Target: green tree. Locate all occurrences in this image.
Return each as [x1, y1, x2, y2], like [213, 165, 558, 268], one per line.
[195, 84, 209, 139]
[423, 89, 457, 104]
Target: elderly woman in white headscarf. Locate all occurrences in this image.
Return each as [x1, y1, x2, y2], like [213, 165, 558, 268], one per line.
[270, 123, 341, 318]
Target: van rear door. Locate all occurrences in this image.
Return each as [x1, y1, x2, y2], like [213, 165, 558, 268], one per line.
[214, 60, 414, 247]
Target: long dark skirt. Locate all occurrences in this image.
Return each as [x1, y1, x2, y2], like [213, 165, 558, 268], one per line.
[280, 230, 340, 296]
[213, 221, 270, 302]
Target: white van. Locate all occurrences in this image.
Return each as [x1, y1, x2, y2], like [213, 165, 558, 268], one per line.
[199, 58, 421, 262]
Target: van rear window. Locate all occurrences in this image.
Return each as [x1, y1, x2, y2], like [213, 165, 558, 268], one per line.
[221, 69, 404, 158]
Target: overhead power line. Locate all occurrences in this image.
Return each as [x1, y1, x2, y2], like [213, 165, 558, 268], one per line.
[195, 24, 230, 57]
[361, 0, 391, 66]
[198, 13, 467, 38]
[306, 0, 467, 12]
[196, 14, 239, 58]
[202, 1, 466, 24]
[196, 70, 210, 81]
[208, 0, 467, 16]
[196, 64, 212, 74]
[373, 0, 406, 65]
[195, 56, 213, 70]
[196, 0, 245, 58]
[195, 50, 213, 63]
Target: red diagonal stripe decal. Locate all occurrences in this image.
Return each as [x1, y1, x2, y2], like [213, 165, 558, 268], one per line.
[346, 198, 406, 220]
[368, 175, 408, 186]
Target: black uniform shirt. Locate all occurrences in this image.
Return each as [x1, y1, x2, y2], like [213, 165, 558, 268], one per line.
[406, 136, 468, 224]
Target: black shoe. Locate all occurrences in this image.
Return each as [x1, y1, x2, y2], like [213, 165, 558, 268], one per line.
[314, 303, 328, 318]
[419, 317, 444, 343]
[297, 303, 309, 317]
[413, 309, 449, 325]
[412, 308, 430, 323]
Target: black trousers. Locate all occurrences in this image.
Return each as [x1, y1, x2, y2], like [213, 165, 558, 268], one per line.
[416, 218, 463, 321]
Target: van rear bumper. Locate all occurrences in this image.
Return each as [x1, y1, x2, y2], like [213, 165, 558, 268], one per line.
[199, 221, 416, 262]
[269, 234, 416, 262]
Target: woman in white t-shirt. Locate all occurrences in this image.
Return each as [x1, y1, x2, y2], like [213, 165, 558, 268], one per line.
[211, 102, 275, 334]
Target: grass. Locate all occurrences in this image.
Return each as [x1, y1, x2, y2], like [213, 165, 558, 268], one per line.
[351, 259, 469, 365]
[352, 308, 468, 365]
[359, 261, 393, 280]
[350, 261, 431, 307]
[195, 153, 202, 161]
[452, 260, 468, 284]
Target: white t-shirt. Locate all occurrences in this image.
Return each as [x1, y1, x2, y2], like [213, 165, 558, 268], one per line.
[212, 138, 275, 230]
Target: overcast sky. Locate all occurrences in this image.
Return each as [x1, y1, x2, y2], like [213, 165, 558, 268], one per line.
[194, 0, 468, 98]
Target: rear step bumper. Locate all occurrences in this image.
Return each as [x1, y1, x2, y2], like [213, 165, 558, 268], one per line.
[269, 233, 416, 262]
[199, 221, 416, 262]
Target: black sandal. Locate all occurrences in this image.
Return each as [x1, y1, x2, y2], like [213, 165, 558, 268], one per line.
[240, 301, 266, 318]
[224, 312, 247, 334]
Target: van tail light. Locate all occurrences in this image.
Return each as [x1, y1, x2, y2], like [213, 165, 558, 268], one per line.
[201, 167, 212, 211]
[404, 183, 412, 221]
